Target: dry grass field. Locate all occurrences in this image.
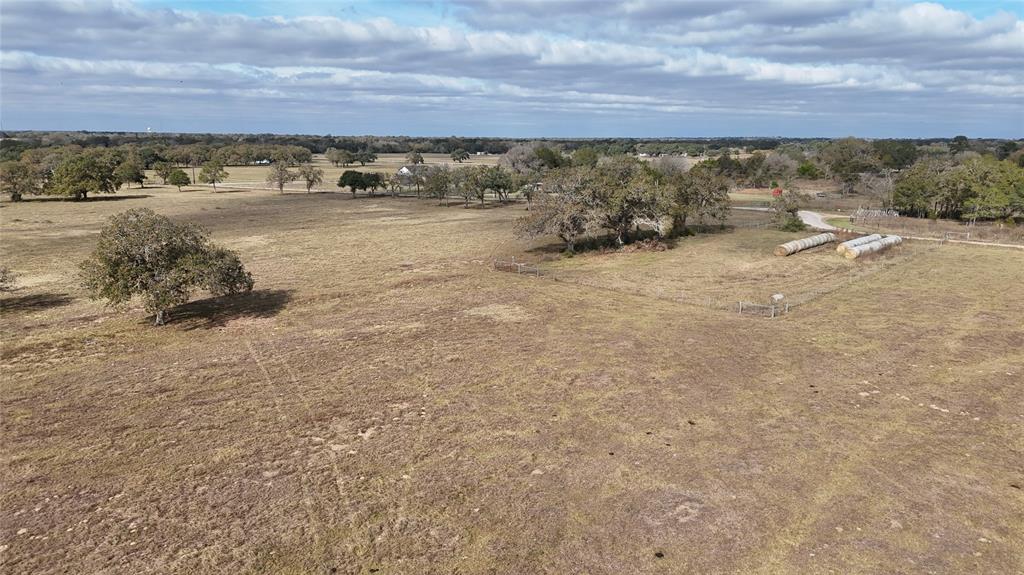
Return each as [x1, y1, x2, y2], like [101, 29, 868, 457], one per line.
[158, 153, 500, 193]
[540, 229, 904, 307]
[2, 184, 1023, 574]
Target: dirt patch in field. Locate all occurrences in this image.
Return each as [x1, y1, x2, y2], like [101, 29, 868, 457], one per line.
[464, 303, 531, 322]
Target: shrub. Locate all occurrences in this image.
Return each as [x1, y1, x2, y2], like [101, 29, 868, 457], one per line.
[779, 215, 807, 232]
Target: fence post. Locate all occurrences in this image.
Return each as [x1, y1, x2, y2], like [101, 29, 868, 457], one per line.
[770, 305, 776, 319]
[738, 302, 743, 314]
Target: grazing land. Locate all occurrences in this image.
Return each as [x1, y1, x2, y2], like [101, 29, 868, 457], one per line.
[156, 153, 500, 193]
[2, 186, 1023, 574]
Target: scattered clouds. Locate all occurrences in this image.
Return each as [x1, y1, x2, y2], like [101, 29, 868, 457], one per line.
[1, 0, 1021, 136]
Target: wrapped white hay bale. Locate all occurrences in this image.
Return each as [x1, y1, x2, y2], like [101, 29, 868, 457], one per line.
[845, 235, 902, 259]
[774, 233, 837, 256]
[836, 234, 883, 254]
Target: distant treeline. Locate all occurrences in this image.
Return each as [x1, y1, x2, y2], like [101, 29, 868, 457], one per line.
[2, 132, 1021, 222]
[4, 131, 1017, 163]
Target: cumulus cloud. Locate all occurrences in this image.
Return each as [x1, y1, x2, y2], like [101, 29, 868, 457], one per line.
[0, 0, 1020, 136]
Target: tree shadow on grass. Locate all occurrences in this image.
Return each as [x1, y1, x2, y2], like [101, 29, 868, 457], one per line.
[10, 195, 153, 203]
[165, 289, 294, 330]
[524, 230, 686, 257]
[0, 292, 74, 313]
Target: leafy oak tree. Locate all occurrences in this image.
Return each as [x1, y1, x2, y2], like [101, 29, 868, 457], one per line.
[48, 151, 118, 200]
[0, 161, 41, 201]
[114, 158, 146, 189]
[423, 166, 452, 205]
[167, 169, 190, 192]
[198, 160, 229, 191]
[79, 208, 253, 325]
[353, 151, 377, 166]
[515, 167, 594, 252]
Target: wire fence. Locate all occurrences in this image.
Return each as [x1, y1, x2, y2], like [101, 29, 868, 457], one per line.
[493, 258, 542, 276]
[491, 241, 922, 320]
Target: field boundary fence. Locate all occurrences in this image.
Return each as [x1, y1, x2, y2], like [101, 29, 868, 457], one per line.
[941, 231, 972, 242]
[493, 258, 542, 276]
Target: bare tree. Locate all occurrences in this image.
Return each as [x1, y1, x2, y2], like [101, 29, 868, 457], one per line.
[266, 162, 296, 194]
[297, 164, 324, 193]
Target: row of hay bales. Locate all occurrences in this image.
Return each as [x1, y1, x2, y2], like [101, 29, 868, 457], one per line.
[838, 234, 902, 259]
[774, 232, 902, 259]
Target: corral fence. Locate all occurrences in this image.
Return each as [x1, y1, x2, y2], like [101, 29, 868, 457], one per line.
[493, 258, 542, 276]
[851, 207, 899, 223]
[736, 301, 790, 318]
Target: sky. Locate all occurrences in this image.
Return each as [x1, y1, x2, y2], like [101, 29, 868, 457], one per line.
[1, 0, 1022, 138]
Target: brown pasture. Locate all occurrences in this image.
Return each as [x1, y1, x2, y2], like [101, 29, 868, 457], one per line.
[1, 185, 1022, 574]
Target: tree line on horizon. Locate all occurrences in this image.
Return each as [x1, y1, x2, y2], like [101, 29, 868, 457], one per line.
[1, 135, 1021, 222]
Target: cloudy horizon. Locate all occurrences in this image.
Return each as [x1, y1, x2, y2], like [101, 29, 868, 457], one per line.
[1, 0, 1022, 138]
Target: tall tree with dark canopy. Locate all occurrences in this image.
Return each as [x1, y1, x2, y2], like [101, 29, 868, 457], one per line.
[48, 151, 117, 200]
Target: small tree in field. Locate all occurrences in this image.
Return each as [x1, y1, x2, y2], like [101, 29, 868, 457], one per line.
[423, 166, 451, 205]
[363, 172, 384, 196]
[354, 151, 377, 166]
[266, 162, 295, 193]
[451, 149, 470, 163]
[80, 208, 254, 325]
[198, 160, 229, 191]
[405, 151, 424, 165]
[167, 169, 190, 192]
[297, 164, 324, 193]
[338, 170, 367, 197]
[153, 161, 174, 184]
[114, 158, 146, 189]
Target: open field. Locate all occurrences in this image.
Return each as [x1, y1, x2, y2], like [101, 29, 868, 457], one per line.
[154, 153, 500, 193]
[540, 229, 907, 307]
[2, 187, 1023, 574]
